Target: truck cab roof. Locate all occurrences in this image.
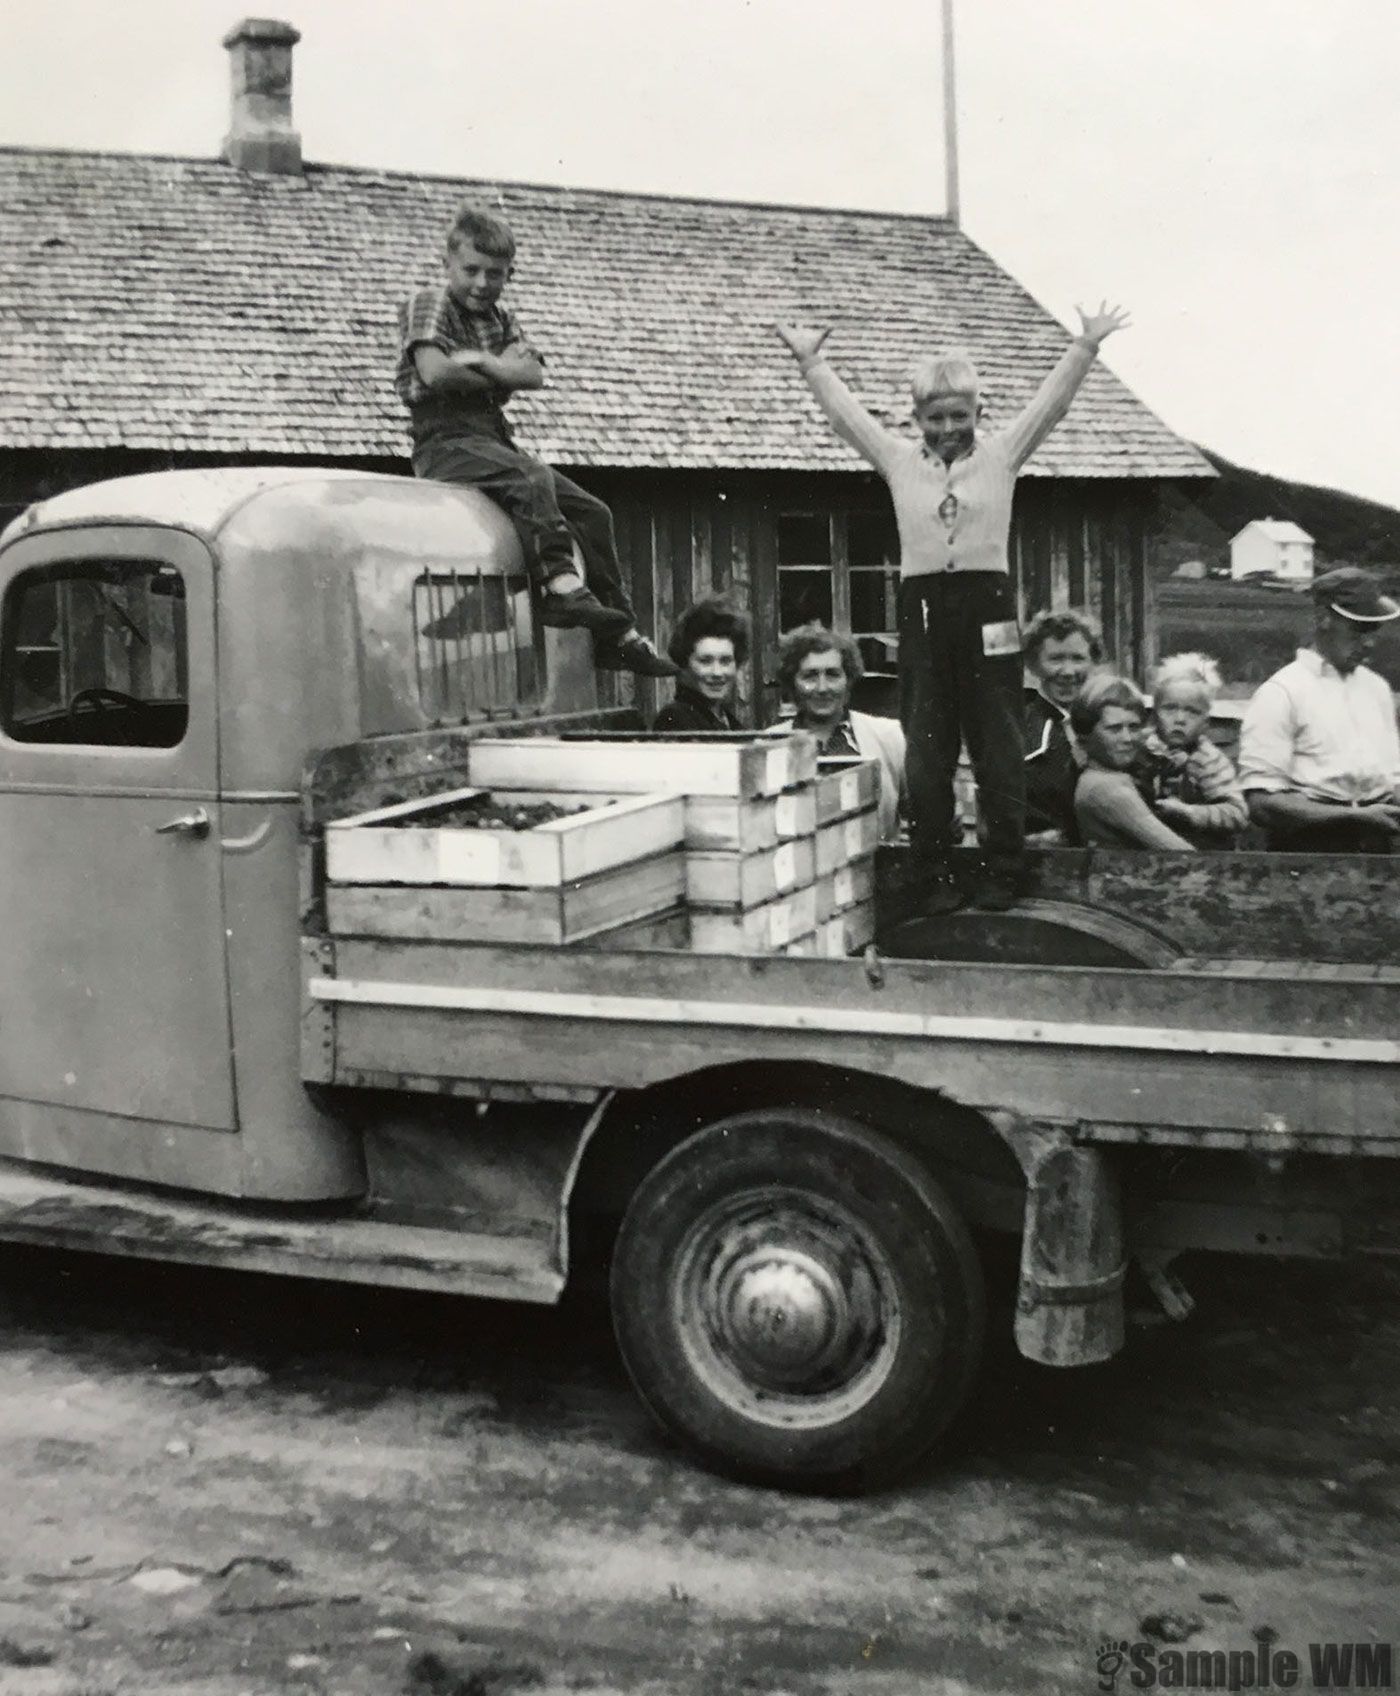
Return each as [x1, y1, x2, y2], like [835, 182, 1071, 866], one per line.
[0, 467, 599, 792]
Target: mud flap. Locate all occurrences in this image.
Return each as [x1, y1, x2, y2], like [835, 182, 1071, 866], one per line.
[995, 1123, 1126, 1367]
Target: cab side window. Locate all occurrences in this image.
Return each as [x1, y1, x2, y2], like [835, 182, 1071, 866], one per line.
[1, 560, 189, 748]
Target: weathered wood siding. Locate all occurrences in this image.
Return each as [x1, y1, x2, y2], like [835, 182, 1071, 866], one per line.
[585, 468, 1160, 723]
[1, 451, 1159, 723]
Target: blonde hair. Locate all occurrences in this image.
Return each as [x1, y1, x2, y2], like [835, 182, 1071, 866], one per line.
[910, 351, 981, 403]
[1151, 651, 1222, 705]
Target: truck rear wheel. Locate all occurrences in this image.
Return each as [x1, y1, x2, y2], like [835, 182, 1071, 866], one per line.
[609, 1107, 985, 1490]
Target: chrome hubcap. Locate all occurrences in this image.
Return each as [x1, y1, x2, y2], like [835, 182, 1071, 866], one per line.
[674, 1191, 901, 1429]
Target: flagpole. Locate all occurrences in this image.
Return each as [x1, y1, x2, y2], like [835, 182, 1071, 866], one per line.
[942, 0, 961, 224]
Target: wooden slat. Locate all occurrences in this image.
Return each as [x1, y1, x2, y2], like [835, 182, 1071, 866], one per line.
[814, 855, 877, 921]
[689, 884, 819, 954]
[322, 929, 1400, 1044]
[685, 838, 817, 910]
[815, 807, 880, 875]
[326, 851, 685, 945]
[467, 734, 816, 799]
[814, 760, 880, 825]
[319, 995, 1399, 1141]
[326, 792, 684, 889]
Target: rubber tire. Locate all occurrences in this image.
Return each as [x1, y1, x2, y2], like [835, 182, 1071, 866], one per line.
[610, 1107, 986, 1491]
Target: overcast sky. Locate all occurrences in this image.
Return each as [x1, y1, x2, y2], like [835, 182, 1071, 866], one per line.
[4, 0, 1399, 509]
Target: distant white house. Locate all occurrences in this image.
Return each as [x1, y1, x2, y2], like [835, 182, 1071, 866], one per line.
[1230, 519, 1315, 582]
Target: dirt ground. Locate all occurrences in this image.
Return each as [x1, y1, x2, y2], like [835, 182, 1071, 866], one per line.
[0, 1243, 1395, 1696]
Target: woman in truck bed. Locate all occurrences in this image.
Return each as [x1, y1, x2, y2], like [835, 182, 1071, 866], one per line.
[652, 599, 750, 732]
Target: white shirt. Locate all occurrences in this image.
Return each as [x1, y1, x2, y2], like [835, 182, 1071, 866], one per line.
[1237, 648, 1400, 804]
[801, 342, 1098, 579]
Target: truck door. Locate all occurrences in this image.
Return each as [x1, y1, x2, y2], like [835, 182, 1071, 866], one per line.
[0, 526, 236, 1151]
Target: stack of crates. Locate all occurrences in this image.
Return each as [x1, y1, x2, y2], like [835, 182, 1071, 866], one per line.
[810, 757, 881, 957]
[684, 742, 881, 958]
[400, 733, 884, 958]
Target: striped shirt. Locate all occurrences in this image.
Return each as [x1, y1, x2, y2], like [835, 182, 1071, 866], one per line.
[801, 340, 1098, 578]
[395, 287, 540, 417]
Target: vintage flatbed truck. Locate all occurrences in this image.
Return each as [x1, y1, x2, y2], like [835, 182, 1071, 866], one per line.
[1, 467, 1396, 1490]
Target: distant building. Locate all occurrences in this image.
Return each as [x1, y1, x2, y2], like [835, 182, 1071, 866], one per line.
[1172, 558, 1208, 580]
[1230, 519, 1314, 583]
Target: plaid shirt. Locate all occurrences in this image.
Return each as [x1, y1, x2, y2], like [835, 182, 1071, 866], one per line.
[394, 287, 541, 418]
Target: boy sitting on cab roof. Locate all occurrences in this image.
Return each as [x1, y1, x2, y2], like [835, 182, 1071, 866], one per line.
[776, 305, 1128, 913]
[396, 202, 675, 678]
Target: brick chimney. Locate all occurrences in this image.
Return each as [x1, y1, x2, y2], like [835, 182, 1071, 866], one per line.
[222, 18, 302, 175]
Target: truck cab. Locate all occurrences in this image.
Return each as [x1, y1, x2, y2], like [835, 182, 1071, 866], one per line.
[0, 468, 600, 1200]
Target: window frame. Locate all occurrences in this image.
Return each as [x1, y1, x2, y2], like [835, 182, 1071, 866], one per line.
[1, 557, 191, 749]
[775, 504, 900, 671]
[0, 526, 217, 787]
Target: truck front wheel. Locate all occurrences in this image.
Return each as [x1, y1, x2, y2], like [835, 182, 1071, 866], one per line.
[609, 1107, 985, 1490]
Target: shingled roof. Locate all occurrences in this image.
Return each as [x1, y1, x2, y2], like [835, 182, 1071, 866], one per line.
[0, 145, 1210, 478]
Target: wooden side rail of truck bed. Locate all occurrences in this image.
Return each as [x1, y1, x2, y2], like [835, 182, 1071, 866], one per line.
[298, 725, 1400, 1489]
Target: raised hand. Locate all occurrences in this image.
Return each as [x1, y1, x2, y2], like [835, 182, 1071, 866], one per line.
[1075, 301, 1131, 347]
[775, 323, 834, 364]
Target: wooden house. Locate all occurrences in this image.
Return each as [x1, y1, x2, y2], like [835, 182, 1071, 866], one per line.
[0, 19, 1212, 717]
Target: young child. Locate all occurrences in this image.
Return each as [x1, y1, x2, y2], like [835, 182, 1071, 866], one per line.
[1136, 652, 1248, 849]
[776, 305, 1128, 912]
[396, 203, 675, 677]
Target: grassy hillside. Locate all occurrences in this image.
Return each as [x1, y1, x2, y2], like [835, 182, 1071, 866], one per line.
[1150, 448, 1400, 583]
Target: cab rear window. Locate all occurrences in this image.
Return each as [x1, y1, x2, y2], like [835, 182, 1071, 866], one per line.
[352, 556, 541, 731]
[1, 559, 189, 747]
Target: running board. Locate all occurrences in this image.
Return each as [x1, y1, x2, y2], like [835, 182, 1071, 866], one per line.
[0, 1162, 563, 1304]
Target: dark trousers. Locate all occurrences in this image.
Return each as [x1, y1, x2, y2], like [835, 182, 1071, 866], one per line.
[412, 424, 635, 625]
[899, 571, 1026, 874]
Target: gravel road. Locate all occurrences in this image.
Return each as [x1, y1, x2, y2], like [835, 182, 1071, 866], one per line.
[0, 1245, 1395, 1696]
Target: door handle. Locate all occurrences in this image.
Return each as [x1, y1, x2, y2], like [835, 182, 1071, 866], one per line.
[155, 806, 212, 839]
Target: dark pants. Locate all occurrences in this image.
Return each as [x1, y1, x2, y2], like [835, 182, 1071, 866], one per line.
[899, 571, 1026, 875]
[412, 424, 635, 625]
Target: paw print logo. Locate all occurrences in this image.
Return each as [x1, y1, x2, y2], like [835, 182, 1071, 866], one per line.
[1096, 1639, 1131, 1691]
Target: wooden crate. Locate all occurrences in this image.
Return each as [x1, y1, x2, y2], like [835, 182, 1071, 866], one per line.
[817, 900, 877, 958]
[815, 807, 881, 876]
[326, 788, 683, 889]
[584, 906, 690, 951]
[465, 733, 818, 800]
[689, 884, 819, 955]
[813, 855, 876, 923]
[326, 851, 685, 946]
[814, 758, 881, 826]
[684, 786, 816, 852]
[685, 837, 817, 911]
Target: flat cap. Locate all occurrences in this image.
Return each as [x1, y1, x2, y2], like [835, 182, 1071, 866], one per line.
[1311, 566, 1399, 623]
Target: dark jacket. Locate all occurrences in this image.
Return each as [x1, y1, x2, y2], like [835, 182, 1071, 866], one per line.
[652, 677, 744, 733]
[1024, 687, 1081, 840]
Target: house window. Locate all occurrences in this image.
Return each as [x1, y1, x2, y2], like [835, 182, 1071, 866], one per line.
[1, 560, 188, 747]
[777, 506, 900, 669]
[777, 513, 834, 631]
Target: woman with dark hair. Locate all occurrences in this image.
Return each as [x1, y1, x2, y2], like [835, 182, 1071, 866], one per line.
[651, 598, 751, 732]
[1022, 607, 1103, 842]
[1071, 675, 1195, 850]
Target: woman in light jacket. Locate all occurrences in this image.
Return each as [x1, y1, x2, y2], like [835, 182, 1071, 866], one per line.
[776, 624, 906, 844]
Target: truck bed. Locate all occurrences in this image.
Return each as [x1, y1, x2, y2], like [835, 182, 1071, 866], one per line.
[303, 928, 1400, 1156]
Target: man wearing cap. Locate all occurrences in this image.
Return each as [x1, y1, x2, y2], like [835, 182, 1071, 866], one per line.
[775, 305, 1129, 912]
[1238, 567, 1400, 852]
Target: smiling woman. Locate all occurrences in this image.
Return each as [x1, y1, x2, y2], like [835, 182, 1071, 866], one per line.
[651, 597, 751, 731]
